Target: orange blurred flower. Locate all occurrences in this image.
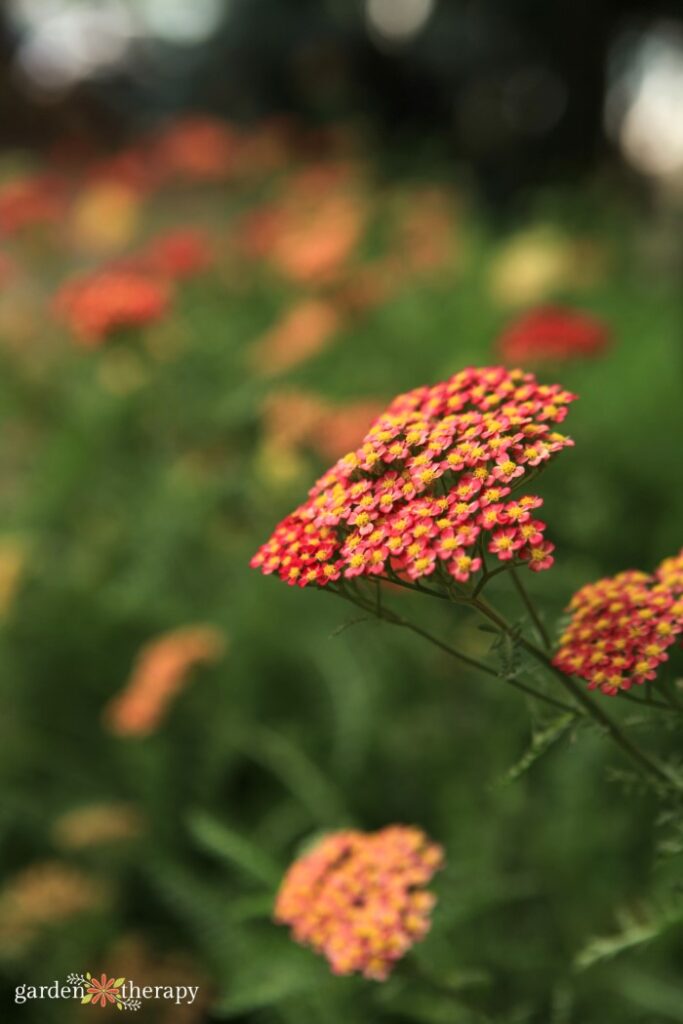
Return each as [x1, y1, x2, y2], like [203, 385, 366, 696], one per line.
[270, 192, 365, 285]
[250, 299, 341, 374]
[0, 174, 66, 236]
[237, 164, 366, 284]
[104, 626, 226, 737]
[394, 186, 459, 276]
[262, 389, 385, 462]
[155, 116, 237, 181]
[54, 269, 171, 345]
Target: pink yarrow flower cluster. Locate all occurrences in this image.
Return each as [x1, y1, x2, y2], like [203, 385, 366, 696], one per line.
[251, 366, 575, 588]
[274, 826, 443, 980]
[553, 549, 683, 695]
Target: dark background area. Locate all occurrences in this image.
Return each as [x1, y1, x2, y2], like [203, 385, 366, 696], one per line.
[0, 0, 681, 204]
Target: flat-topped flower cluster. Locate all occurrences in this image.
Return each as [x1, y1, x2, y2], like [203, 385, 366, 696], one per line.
[554, 550, 683, 695]
[274, 826, 442, 980]
[251, 366, 576, 588]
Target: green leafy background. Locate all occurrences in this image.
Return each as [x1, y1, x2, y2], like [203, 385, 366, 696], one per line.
[0, 153, 682, 1024]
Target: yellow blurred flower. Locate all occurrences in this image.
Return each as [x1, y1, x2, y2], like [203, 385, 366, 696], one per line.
[0, 537, 26, 616]
[0, 862, 105, 954]
[489, 226, 607, 307]
[69, 183, 141, 255]
[52, 802, 144, 850]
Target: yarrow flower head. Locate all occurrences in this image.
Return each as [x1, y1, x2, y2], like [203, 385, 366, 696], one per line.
[251, 366, 575, 588]
[553, 549, 683, 696]
[54, 269, 171, 345]
[274, 826, 443, 981]
[497, 307, 610, 364]
[142, 227, 214, 280]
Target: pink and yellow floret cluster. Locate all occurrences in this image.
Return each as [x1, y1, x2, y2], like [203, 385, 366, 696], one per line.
[554, 549, 683, 695]
[274, 826, 443, 980]
[251, 366, 575, 588]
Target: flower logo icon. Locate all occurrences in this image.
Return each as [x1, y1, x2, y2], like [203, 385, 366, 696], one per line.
[80, 973, 129, 1009]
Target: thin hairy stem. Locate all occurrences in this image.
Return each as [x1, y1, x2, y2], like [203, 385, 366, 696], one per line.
[473, 562, 514, 597]
[616, 690, 680, 714]
[509, 566, 552, 649]
[332, 585, 579, 716]
[472, 595, 680, 791]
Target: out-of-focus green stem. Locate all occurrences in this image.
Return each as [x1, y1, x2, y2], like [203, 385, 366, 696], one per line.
[330, 584, 580, 716]
[509, 566, 552, 649]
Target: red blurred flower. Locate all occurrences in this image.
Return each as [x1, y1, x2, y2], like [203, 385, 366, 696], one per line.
[0, 175, 66, 236]
[143, 228, 214, 280]
[497, 307, 610, 364]
[54, 269, 171, 345]
[85, 145, 161, 194]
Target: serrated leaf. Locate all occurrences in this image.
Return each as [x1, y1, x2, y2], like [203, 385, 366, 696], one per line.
[498, 714, 574, 787]
[575, 897, 683, 969]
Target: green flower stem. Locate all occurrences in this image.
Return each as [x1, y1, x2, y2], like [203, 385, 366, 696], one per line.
[509, 565, 552, 650]
[471, 595, 680, 791]
[616, 690, 680, 714]
[330, 585, 580, 716]
[473, 562, 511, 597]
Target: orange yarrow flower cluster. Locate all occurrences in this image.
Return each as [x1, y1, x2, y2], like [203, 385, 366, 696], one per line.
[251, 366, 575, 588]
[554, 550, 683, 696]
[54, 269, 171, 345]
[104, 626, 226, 736]
[154, 116, 237, 180]
[274, 826, 442, 980]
